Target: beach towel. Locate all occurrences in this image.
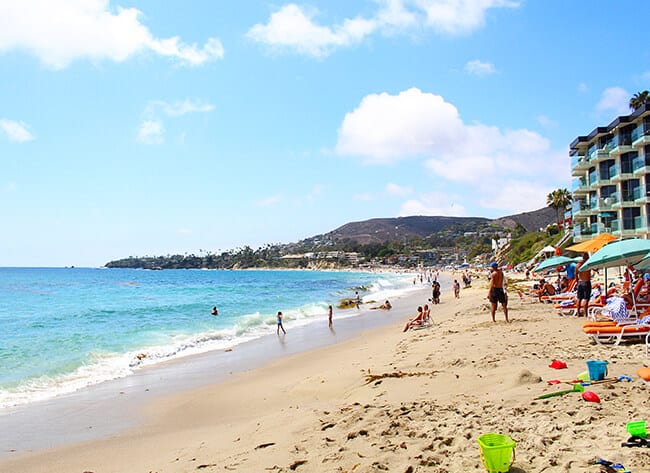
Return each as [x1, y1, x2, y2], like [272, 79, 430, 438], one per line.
[601, 296, 628, 321]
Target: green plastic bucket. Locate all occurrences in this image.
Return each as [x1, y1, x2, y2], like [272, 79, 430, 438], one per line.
[627, 420, 647, 439]
[477, 433, 516, 473]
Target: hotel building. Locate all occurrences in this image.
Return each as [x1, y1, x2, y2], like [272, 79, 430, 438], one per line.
[570, 104, 650, 242]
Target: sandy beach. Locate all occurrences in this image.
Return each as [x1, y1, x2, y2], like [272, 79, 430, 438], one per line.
[2, 273, 650, 473]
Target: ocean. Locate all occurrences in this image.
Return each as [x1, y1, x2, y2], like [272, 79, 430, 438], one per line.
[0, 267, 418, 409]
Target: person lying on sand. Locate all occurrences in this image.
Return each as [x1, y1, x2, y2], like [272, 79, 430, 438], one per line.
[370, 300, 392, 310]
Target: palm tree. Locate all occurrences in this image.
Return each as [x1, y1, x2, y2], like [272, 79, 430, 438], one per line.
[547, 188, 572, 225]
[629, 90, 650, 111]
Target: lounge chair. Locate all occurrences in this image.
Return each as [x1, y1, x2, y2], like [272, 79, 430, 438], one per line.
[582, 313, 650, 346]
[541, 279, 578, 304]
[554, 286, 608, 317]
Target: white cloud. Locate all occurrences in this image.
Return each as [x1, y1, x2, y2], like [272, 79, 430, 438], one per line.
[247, 4, 377, 57]
[479, 180, 552, 212]
[376, 0, 418, 31]
[465, 59, 496, 76]
[353, 192, 376, 201]
[536, 115, 558, 129]
[596, 87, 629, 116]
[386, 183, 412, 196]
[336, 88, 560, 179]
[306, 184, 325, 201]
[337, 88, 464, 163]
[0, 119, 34, 142]
[137, 120, 163, 144]
[138, 99, 214, 144]
[578, 82, 588, 93]
[399, 191, 466, 216]
[415, 0, 519, 34]
[248, 0, 519, 57]
[257, 194, 284, 207]
[337, 87, 569, 216]
[0, 1, 224, 69]
[147, 99, 215, 117]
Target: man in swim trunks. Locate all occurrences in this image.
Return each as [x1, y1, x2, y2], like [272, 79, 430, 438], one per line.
[576, 252, 592, 317]
[487, 261, 509, 322]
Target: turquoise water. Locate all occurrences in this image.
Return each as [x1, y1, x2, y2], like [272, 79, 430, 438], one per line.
[0, 267, 414, 408]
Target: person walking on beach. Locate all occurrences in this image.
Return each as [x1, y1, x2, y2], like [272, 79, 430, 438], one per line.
[576, 252, 592, 317]
[453, 279, 460, 299]
[355, 291, 361, 309]
[487, 261, 509, 322]
[328, 305, 333, 328]
[276, 311, 286, 335]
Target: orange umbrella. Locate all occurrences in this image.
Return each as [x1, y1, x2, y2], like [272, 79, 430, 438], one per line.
[566, 233, 617, 253]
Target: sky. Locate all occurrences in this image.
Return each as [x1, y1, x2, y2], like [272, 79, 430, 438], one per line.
[1, 0, 649, 267]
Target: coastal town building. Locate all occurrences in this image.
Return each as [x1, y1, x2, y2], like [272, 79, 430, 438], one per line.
[570, 103, 650, 241]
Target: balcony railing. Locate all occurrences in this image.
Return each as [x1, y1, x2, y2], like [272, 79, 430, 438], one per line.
[571, 154, 589, 169]
[632, 155, 649, 173]
[609, 165, 619, 179]
[572, 178, 588, 192]
[634, 216, 647, 231]
[573, 225, 594, 238]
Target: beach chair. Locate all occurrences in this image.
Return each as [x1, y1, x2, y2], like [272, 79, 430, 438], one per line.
[542, 279, 578, 304]
[516, 290, 537, 304]
[554, 287, 608, 317]
[411, 311, 433, 330]
[582, 313, 650, 346]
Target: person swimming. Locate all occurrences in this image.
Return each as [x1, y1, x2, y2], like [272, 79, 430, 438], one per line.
[211, 306, 218, 315]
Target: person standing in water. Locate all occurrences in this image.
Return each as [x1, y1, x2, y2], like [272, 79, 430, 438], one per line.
[276, 311, 286, 335]
[328, 305, 333, 328]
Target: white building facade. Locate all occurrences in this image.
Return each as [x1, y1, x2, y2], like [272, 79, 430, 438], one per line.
[570, 104, 650, 241]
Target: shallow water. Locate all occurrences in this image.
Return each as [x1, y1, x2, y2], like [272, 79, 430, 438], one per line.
[0, 267, 416, 408]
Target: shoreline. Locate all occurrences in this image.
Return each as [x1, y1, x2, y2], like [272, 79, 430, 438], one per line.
[0, 281, 436, 461]
[5, 273, 648, 472]
[0, 267, 421, 411]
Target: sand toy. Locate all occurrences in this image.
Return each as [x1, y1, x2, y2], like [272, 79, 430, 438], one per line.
[586, 360, 609, 381]
[536, 383, 584, 399]
[477, 433, 516, 473]
[581, 391, 600, 403]
[594, 458, 631, 472]
[626, 420, 647, 438]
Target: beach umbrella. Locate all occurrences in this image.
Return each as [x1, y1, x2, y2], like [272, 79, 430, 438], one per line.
[535, 255, 575, 273]
[632, 251, 650, 270]
[579, 239, 650, 272]
[540, 245, 556, 254]
[566, 233, 617, 253]
[578, 238, 650, 311]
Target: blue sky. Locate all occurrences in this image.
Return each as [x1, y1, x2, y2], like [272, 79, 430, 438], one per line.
[1, 0, 649, 267]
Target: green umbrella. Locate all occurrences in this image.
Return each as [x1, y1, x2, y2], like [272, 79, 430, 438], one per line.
[535, 255, 575, 273]
[579, 239, 650, 272]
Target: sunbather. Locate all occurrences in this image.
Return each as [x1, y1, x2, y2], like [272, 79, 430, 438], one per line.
[403, 306, 424, 332]
[535, 279, 556, 302]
